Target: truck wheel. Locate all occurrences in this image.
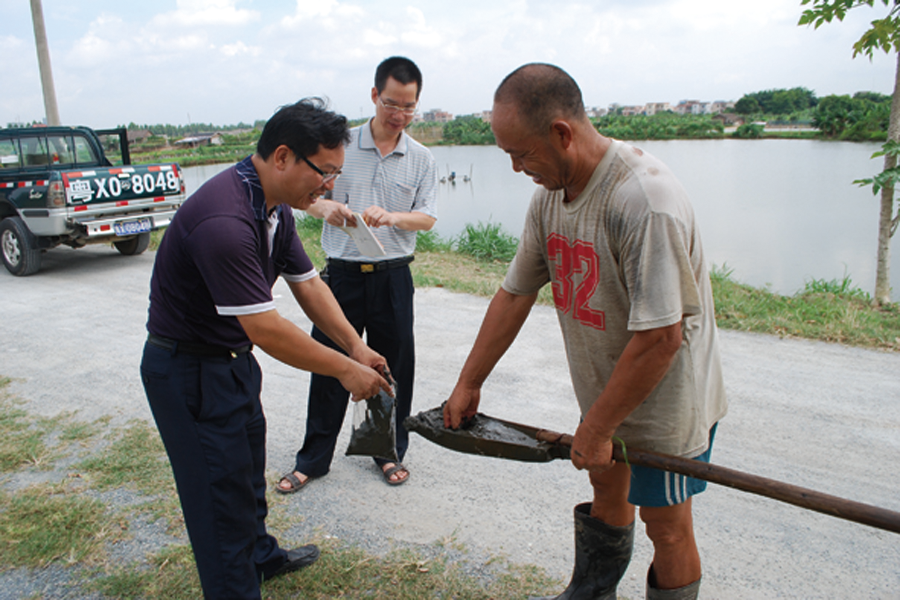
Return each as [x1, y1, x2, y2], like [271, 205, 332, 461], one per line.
[0, 217, 42, 276]
[114, 232, 151, 256]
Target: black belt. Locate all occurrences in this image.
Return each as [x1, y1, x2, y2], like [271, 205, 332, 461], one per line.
[147, 333, 252, 358]
[326, 255, 414, 273]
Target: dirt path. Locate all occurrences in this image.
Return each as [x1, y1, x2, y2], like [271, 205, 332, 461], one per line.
[1, 245, 898, 599]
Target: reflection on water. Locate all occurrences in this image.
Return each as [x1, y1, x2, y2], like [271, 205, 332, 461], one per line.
[183, 163, 231, 197]
[183, 140, 899, 300]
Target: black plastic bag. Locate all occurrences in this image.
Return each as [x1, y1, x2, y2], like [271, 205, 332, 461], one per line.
[346, 371, 398, 462]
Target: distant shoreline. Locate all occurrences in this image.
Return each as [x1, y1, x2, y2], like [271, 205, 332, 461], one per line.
[127, 126, 865, 169]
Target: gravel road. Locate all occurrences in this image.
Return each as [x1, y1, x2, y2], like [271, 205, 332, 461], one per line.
[1, 245, 899, 599]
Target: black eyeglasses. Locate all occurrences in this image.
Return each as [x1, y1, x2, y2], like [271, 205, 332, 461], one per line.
[301, 155, 341, 184]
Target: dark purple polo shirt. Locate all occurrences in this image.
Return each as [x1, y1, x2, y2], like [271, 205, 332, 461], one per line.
[147, 156, 315, 349]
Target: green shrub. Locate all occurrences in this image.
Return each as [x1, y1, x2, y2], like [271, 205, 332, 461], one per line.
[294, 213, 324, 237]
[454, 221, 519, 262]
[801, 274, 871, 302]
[416, 229, 452, 252]
[733, 123, 764, 139]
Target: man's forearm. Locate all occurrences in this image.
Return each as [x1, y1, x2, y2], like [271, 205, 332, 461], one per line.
[306, 198, 341, 221]
[391, 211, 435, 232]
[288, 277, 366, 357]
[237, 310, 356, 379]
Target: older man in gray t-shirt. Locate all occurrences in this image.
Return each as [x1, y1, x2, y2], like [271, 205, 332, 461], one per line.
[445, 64, 726, 600]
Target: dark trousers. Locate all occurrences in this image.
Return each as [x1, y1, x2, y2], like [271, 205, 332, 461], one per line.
[294, 263, 415, 476]
[141, 342, 287, 599]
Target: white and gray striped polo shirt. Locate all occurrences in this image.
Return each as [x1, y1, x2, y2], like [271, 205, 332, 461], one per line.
[320, 121, 438, 260]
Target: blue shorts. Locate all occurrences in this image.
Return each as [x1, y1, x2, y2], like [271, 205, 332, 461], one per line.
[627, 423, 718, 508]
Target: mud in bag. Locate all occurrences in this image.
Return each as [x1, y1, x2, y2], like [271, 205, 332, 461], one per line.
[346, 381, 398, 462]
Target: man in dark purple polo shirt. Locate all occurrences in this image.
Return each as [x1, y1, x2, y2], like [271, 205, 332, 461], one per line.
[141, 98, 392, 600]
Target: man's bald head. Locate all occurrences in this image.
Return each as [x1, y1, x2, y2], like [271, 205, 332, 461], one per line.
[493, 63, 587, 135]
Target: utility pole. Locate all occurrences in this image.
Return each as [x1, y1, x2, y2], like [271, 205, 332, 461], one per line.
[30, 0, 60, 125]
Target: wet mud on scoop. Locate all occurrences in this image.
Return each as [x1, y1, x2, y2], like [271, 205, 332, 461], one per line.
[404, 406, 571, 463]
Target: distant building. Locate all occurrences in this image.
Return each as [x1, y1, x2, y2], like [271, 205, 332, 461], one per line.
[421, 109, 453, 123]
[127, 129, 153, 144]
[620, 105, 646, 116]
[174, 133, 224, 148]
[645, 102, 672, 115]
[674, 100, 704, 115]
[471, 97, 735, 122]
[712, 113, 744, 127]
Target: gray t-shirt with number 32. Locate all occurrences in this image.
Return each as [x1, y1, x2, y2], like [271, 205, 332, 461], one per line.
[503, 140, 727, 458]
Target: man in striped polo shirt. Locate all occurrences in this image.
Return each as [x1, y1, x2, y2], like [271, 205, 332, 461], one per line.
[278, 56, 438, 492]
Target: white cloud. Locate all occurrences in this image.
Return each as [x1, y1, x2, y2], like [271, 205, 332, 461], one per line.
[66, 15, 127, 67]
[400, 7, 444, 49]
[220, 40, 260, 57]
[363, 26, 397, 47]
[154, 0, 260, 27]
[281, 0, 341, 25]
[0, 34, 25, 51]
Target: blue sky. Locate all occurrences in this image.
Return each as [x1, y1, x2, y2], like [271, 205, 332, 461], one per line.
[1, 0, 897, 128]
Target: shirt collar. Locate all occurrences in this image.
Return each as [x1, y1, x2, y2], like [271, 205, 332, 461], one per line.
[359, 119, 408, 156]
[235, 155, 270, 221]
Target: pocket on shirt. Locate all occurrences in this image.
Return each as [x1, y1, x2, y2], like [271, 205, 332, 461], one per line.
[390, 182, 417, 210]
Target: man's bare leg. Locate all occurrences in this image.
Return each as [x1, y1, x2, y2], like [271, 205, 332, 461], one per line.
[589, 462, 634, 526]
[640, 499, 701, 589]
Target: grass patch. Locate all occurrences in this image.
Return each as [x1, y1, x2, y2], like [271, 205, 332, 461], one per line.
[90, 538, 560, 600]
[296, 210, 325, 238]
[266, 539, 557, 599]
[0, 381, 53, 472]
[89, 544, 202, 599]
[59, 416, 109, 443]
[74, 420, 175, 497]
[0, 486, 114, 568]
[711, 265, 900, 350]
[454, 221, 520, 263]
[416, 228, 454, 253]
[802, 273, 871, 300]
[149, 228, 164, 251]
[295, 213, 327, 268]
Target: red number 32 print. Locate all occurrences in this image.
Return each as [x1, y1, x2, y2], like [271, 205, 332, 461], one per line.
[547, 233, 606, 330]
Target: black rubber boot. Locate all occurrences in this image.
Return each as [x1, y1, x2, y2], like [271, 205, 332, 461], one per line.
[645, 566, 701, 600]
[530, 502, 635, 600]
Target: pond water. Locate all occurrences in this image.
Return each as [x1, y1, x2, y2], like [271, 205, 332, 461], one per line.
[182, 139, 900, 300]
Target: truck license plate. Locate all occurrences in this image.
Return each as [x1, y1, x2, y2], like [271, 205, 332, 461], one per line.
[114, 218, 152, 236]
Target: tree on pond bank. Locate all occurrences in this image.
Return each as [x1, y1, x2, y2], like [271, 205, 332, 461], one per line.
[800, 0, 900, 305]
[812, 92, 891, 139]
[735, 87, 818, 115]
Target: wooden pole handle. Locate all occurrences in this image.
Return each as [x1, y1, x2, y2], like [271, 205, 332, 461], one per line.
[535, 429, 900, 535]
